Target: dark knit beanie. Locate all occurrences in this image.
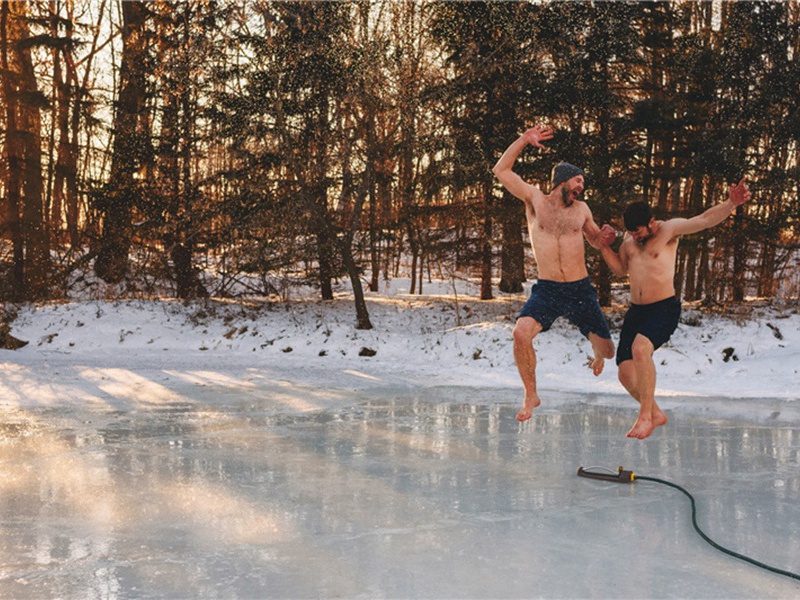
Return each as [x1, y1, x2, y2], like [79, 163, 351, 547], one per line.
[551, 162, 585, 188]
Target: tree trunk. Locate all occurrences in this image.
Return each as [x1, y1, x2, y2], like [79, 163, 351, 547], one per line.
[656, 136, 676, 213]
[66, 0, 107, 248]
[498, 192, 524, 293]
[342, 246, 372, 329]
[643, 134, 654, 203]
[0, 1, 25, 299]
[480, 191, 493, 301]
[683, 242, 698, 301]
[315, 214, 335, 300]
[596, 260, 612, 307]
[674, 246, 685, 300]
[368, 175, 380, 292]
[95, 0, 148, 283]
[681, 176, 704, 301]
[314, 96, 335, 300]
[337, 104, 373, 329]
[18, 28, 50, 299]
[1, 1, 49, 300]
[757, 238, 776, 298]
[65, 40, 81, 247]
[50, 7, 65, 240]
[731, 208, 746, 302]
[697, 242, 710, 303]
[408, 226, 419, 294]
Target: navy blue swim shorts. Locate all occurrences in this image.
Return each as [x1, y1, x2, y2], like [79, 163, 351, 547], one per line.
[517, 277, 612, 340]
[616, 296, 681, 365]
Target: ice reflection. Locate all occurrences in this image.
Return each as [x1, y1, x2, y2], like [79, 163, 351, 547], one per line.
[0, 392, 798, 598]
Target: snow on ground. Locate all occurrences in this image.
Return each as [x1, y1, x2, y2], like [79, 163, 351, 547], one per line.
[3, 275, 798, 418]
[2, 274, 798, 599]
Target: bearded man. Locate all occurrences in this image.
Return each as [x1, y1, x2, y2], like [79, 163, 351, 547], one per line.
[492, 125, 615, 422]
[598, 180, 751, 439]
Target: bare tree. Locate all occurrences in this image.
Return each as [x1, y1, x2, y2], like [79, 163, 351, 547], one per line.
[94, 0, 149, 283]
[1, 1, 50, 300]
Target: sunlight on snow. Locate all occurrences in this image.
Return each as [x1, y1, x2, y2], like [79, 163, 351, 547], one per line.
[162, 369, 258, 389]
[341, 369, 382, 381]
[78, 367, 189, 406]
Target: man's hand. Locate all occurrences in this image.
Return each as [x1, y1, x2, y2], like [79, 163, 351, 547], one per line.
[585, 224, 616, 249]
[493, 124, 553, 202]
[729, 178, 751, 207]
[521, 124, 553, 149]
[599, 224, 617, 246]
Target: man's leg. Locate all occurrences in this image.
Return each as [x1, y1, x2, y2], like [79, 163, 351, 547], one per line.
[617, 358, 639, 399]
[626, 334, 667, 439]
[513, 316, 543, 422]
[588, 333, 615, 376]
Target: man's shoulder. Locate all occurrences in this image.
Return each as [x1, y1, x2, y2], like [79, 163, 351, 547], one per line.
[531, 184, 547, 199]
[575, 199, 594, 217]
[619, 233, 634, 252]
[657, 218, 685, 240]
[528, 186, 547, 207]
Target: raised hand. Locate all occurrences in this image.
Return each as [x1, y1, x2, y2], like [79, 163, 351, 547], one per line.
[730, 178, 751, 207]
[522, 124, 554, 149]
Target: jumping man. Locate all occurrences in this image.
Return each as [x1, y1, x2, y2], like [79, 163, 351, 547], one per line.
[598, 179, 751, 439]
[492, 125, 615, 422]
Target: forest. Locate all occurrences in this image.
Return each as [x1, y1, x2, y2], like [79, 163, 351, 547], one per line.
[1, 1, 798, 330]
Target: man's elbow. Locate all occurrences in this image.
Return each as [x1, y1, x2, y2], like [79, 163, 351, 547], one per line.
[491, 168, 508, 187]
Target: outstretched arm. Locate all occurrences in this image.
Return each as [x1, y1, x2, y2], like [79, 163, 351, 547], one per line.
[667, 178, 751, 237]
[492, 125, 553, 203]
[598, 235, 628, 278]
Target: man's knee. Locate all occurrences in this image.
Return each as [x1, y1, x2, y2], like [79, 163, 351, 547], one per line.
[618, 359, 635, 385]
[631, 335, 654, 362]
[513, 317, 542, 345]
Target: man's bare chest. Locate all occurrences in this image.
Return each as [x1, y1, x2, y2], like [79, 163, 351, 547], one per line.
[532, 207, 583, 237]
[628, 238, 678, 268]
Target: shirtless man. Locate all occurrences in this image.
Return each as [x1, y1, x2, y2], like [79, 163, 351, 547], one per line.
[598, 179, 751, 439]
[492, 125, 615, 422]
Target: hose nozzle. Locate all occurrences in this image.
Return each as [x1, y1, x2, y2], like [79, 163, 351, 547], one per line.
[577, 466, 636, 483]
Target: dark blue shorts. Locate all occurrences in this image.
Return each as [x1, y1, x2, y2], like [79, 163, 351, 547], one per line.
[616, 296, 681, 365]
[517, 277, 611, 340]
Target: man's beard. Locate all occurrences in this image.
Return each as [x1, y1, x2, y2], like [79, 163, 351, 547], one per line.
[635, 227, 653, 244]
[560, 186, 575, 207]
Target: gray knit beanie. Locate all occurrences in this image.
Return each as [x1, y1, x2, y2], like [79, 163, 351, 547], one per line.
[551, 162, 585, 188]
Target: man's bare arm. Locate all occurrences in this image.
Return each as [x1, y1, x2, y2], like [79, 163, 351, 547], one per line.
[492, 125, 553, 203]
[668, 178, 751, 238]
[598, 236, 628, 278]
[583, 211, 616, 249]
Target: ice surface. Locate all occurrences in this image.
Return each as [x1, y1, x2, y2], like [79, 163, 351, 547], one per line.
[1, 381, 798, 599]
[1, 294, 798, 597]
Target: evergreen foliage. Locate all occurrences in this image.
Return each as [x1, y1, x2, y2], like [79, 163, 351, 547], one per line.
[0, 1, 797, 323]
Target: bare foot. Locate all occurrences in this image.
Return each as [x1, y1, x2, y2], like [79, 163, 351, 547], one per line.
[590, 355, 605, 376]
[652, 406, 668, 429]
[516, 395, 541, 422]
[626, 414, 654, 439]
[626, 404, 668, 439]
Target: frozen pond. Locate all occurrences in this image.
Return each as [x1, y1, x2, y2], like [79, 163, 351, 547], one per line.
[1, 382, 799, 599]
